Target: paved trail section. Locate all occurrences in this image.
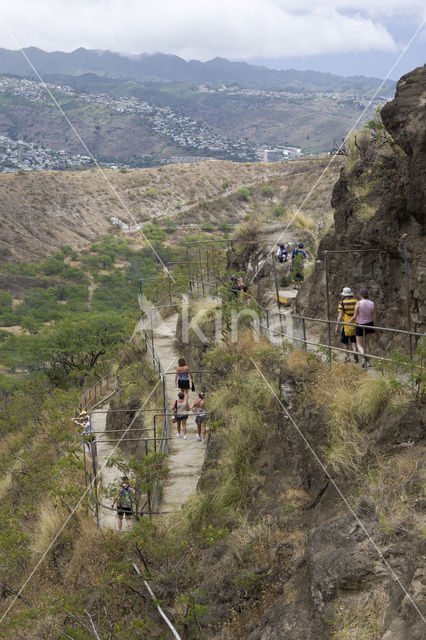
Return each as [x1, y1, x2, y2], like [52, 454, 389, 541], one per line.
[90, 405, 119, 530]
[152, 313, 206, 514]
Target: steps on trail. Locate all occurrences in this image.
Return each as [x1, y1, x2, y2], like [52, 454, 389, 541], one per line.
[152, 313, 206, 515]
[90, 405, 119, 530]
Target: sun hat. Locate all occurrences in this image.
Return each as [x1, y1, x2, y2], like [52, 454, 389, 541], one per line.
[340, 287, 354, 296]
[79, 410, 87, 416]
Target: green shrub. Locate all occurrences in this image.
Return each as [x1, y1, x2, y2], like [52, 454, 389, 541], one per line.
[201, 222, 215, 233]
[142, 223, 166, 242]
[273, 205, 286, 218]
[218, 222, 231, 233]
[236, 187, 251, 202]
[261, 185, 274, 198]
[0, 291, 13, 313]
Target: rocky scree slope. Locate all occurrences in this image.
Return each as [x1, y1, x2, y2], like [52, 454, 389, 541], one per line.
[297, 65, 426, 342]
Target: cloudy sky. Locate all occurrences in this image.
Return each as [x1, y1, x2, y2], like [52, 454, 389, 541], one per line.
[0, 1, 424, 78]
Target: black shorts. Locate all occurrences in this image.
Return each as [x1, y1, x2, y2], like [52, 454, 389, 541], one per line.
[178, 379, 190, 390]
[356, 322, 375, 336]
[293, 271, 304, 281]
[340, 329, 356, 344]
[117, 505, 132, 518]
[176, 415, 188, 422]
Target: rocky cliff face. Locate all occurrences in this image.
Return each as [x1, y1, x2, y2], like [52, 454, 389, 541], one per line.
[298, 65, 425, 344]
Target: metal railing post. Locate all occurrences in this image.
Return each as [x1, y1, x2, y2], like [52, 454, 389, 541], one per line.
[324, 251, 332, 360]
[150, 313, 155, 365]
[256, 252, 260, 303]
[302, 318, 307, 350]
[186, 244, 192, 294]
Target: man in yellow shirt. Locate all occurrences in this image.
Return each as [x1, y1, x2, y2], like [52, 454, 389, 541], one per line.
[335, 287, 359, 363]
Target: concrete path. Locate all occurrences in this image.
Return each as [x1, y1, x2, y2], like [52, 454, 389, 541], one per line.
[152, 313, 207, 514]
[90, 405, 125, 531]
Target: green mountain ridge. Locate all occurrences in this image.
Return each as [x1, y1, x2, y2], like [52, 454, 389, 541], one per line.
[0, 46, 396, 96]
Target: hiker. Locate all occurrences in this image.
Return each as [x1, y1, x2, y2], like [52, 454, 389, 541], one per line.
[350, 288, 377, 368]
[237, 277, 247, 293]
[172, 392, 190, 440]
[72, 411, 95, 457]
[276, 244, 288, 263]
[191, 392, 207, 443]
[237, 277, 251, 306]
[111, 476, 135, 531]
[230, 275, 240, 298]
[291, 243, 307, 290]
[335, 287, 358, 363]
[175, 357, 193, 401]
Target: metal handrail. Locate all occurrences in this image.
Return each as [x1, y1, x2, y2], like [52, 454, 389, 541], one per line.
[291, 314, 425, 339]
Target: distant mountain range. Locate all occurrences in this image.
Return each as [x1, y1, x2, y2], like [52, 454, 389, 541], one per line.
[0, 47, 396, 96]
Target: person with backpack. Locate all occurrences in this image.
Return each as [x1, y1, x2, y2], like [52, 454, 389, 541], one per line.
[275, 244, 288, 263]
[335, 287, 359, 363]
[350, 288, 377, 368]
[111, 476, 135, 531]
[172, 392, 190, 440]
[230, 275, 240, 298]
[175, 357, 194, 402]
[291, 243, 307, 290]
[191, 392, 207, 443]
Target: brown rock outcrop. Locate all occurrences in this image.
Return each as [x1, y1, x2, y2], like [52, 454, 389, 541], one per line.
[298, 65, 425, 342]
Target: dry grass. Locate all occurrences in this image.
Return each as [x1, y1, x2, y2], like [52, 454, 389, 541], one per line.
[311, 365, 393, 473]
[285, 348, 319, 375]
[286, 210, 316, 231]
[30, 503, 64, 555]
[331, 589, 389, 640]
[362, 451, 425, 537]
[357, 203, 377, 220]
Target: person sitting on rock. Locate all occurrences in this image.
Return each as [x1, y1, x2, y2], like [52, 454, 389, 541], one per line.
[276, 244, 288, 263]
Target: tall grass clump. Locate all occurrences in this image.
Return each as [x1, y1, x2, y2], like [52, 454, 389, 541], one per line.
[313, 365, 393, 473]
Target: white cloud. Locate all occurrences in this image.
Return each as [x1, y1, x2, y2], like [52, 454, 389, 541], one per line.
[0, 0, 421, 60]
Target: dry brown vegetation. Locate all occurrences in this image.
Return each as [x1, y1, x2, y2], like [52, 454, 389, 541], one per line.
[0, 156, 338, 263]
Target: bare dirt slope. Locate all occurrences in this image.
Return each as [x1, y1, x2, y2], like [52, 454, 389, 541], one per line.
[0, 157, 338, 262]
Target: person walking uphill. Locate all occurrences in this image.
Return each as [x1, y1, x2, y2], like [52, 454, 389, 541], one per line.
[350, 288, 377, 368]
[335, 287, 358, 363]
[172, 392, 190, 440]
[175, 357, 194, 401]
[111, 476, 135, 531]
[291, 243, 307, 290]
